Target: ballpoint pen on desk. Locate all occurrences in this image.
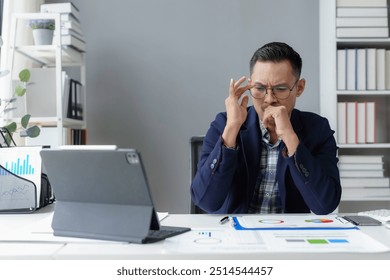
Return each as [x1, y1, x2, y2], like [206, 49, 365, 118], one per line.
[219, 216, 230, 225]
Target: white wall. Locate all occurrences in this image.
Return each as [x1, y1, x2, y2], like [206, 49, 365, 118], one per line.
[44, 0, 320, 213]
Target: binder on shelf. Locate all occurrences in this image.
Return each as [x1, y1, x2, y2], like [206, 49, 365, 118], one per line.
[346, 49, 356, 90]
[62, 72, 70, 119]
[337, 102, 347, 144]
[346, 102, 357, 144]
[67, 79, 83, 120]
[338, 48, 390, 92]
[356, 102, 366, 143]
[71, 128, 87, 145]
[337, 101, 376, 144]
[366, 48, 377, 90]
[337, 49, 346, 90]
[386, 50, 390, 90]
[356, 48, 366, 90]
[366, 102, 376, 143]
[376, 49, 386, 90]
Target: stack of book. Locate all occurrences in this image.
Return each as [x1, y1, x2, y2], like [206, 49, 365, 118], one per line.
[339, 155, 389, 188]
[337, 101, 375, 144]
[337, 48, 390, 91]
[40, 2, 86, 52]
[336, 0, 389, 38]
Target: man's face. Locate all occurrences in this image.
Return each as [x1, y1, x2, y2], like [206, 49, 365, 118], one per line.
[249, 60, 305, 121]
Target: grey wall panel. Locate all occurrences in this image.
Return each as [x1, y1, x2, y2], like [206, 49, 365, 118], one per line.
[46, 0, 319, 213]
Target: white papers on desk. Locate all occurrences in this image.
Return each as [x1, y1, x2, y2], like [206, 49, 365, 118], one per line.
[164, 227, 389, 253]
[233, 214, 356, 230]
[164, 228, 267, 253]
[260, 230, 388, 253]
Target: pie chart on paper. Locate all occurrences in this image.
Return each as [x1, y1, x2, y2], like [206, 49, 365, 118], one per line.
[305, 218, 334, 223]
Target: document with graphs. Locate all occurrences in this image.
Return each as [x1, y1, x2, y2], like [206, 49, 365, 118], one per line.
[0, 146, 42, 211]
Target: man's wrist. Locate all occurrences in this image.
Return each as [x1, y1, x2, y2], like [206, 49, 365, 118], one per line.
[282, 132, 299, 155]
[283, 146, 295, 158]
[223, 143, 238, 150]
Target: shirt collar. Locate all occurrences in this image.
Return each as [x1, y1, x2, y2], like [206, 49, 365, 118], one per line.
[259, 119, 282, 147]
[259, 119, 270, 141]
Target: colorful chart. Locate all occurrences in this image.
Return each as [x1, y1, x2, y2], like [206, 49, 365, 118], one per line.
[285, 238, 349, 244]
[305, 218, 334, 223]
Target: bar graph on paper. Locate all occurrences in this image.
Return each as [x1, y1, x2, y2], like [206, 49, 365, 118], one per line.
[0, 147, 43, 208]
[0, 154, 35, 176]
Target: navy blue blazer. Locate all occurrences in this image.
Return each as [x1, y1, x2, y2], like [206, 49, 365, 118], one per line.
[191, 106, 341, 214]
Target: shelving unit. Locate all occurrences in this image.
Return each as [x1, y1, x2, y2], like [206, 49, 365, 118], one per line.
[320, 0, 390, 210]
[1, 12, 86, 147]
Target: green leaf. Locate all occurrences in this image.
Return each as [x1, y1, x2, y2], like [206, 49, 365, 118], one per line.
[21, 114, 31, 128]
[4, 122, 17, 133]
[19, 69, 30, 83]
[25, 126, 40, 138]
[4, 133, 13, 146]
[15, 85, 27, 96]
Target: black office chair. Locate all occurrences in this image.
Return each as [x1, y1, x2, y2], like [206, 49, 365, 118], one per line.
[190, 136, 207, 214]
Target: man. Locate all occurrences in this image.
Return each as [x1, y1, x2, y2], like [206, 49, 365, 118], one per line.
[191, 42, 341, 214]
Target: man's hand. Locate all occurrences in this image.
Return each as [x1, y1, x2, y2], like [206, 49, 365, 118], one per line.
[222, 76, 253, 147]
[263, 105, 299, 155]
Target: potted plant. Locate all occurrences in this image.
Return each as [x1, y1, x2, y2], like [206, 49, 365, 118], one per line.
[29, 19, 55, 45]
[0, 68, 40, 146]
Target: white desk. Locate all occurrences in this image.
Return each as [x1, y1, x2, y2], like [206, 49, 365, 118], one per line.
[0, 205, 390, 260]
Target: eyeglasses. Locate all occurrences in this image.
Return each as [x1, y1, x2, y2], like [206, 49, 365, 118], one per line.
[250, 79, 299, 100]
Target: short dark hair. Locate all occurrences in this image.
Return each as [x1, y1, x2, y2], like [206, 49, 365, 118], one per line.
[249, 42, 302, 78]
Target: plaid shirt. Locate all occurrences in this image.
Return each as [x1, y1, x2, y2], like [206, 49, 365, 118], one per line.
[248, 120, 283, 214]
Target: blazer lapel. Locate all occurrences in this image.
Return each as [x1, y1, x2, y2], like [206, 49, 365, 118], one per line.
[239, 107, 261, 203]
